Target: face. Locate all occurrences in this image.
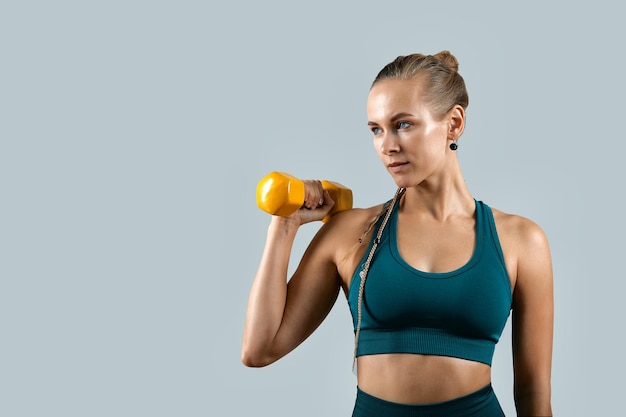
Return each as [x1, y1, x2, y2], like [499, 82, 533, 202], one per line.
[367, 78, 457, 189]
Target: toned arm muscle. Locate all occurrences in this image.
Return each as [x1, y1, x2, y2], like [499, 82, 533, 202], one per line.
[241, 192, 345, 367]
[510, 218, 554, 416]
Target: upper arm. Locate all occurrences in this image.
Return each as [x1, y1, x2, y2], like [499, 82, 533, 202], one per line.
[269, 220, 344, 360]
[510, 218, 554, 412]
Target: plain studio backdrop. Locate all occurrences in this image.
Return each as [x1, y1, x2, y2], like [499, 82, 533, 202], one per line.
[1, 1, 623, 416]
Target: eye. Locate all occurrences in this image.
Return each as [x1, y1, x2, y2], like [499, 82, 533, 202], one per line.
[370, 126, 382, 135]
[397, 121, 411, 129]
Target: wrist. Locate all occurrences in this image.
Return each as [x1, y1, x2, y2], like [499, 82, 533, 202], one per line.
[268, 216, 300, 236]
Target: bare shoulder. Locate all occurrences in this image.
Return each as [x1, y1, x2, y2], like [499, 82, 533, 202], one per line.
[489, 207, 552, 292]
[490, 207, 550, 250]
[319, 204, 386, 247]
[316, 204, 386, 285]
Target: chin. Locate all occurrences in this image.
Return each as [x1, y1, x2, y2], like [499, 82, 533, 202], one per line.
[392, 179, 414, 189]
[388, 173, 412, 186]
[386, 169, 423, 189]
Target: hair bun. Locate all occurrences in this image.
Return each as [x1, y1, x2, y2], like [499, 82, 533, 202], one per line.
[433, 50, 459, 73]
[372, 50, 469, 113]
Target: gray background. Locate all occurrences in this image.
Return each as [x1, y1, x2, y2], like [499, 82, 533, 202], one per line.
[2, 1, 624, 415]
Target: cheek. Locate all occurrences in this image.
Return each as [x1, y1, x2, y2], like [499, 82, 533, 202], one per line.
[420, 129, 448, 154]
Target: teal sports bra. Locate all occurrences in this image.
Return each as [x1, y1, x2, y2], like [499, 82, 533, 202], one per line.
[347, 198, 512, 366]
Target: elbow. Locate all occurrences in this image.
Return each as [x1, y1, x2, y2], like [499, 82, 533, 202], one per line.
[241, 353, 268, 368]
[240, 345, 274, 368]
[514, 381, 552, 416]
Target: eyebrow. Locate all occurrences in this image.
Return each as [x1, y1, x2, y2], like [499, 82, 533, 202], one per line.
[368, 112, 415, 125]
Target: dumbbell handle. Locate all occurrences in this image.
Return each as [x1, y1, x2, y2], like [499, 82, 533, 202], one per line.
[256, 171, 353, 222]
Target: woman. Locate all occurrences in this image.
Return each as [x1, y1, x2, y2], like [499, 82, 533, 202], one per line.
[242, 51, 553, 416]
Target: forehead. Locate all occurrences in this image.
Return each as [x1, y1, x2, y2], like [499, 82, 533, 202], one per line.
[367, 78, 431, 119]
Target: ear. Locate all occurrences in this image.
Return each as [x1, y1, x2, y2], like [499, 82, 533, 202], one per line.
[447, 105, 465, 141]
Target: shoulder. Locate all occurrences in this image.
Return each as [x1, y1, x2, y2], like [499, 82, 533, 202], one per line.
[489, 206, 550, 251]
[321, 204, 386, 241]
[313, 204, 386, 267]
[488, 205, 552, 294]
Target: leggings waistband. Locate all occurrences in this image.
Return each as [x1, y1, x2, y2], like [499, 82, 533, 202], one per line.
[352, 384, 505, 417]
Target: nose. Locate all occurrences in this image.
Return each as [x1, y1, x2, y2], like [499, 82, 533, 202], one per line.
[378, 131, 400, 155]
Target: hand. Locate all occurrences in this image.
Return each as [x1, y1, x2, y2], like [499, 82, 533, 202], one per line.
[277, 181, 335, 225]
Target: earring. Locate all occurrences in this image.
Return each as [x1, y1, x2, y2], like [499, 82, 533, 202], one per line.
[449, 140, 458, 151]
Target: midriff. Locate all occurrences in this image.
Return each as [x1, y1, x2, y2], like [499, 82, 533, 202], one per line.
[357, 353, 491, 404]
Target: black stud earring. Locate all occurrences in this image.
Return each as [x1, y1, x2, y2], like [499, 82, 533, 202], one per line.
[449, 141, 458, 151]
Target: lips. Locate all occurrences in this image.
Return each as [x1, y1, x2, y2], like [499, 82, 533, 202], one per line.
[387, 162, 408, 172]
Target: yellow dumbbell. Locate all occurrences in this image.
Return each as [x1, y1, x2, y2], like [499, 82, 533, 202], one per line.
[256, 171, 353, 222]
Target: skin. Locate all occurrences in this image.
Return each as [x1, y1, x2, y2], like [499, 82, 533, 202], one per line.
[242, 77, 553, 416]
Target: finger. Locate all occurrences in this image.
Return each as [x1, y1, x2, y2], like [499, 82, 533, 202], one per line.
[321, 190, 334, 207]
[303, 180, 324, 209]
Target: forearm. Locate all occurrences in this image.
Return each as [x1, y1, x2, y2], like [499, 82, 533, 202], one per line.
[241, 217, 299, 366]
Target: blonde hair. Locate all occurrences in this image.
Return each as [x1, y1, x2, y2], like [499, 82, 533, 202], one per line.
[371, 50, 469, 117]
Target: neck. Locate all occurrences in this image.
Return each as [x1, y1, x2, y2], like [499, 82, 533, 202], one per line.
[399, 164, 474, 221]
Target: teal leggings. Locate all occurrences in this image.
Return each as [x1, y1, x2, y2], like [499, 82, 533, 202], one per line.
[352, 384, 505, 417]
